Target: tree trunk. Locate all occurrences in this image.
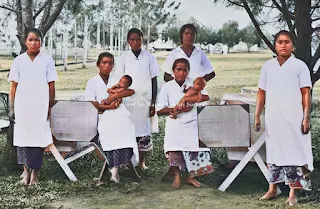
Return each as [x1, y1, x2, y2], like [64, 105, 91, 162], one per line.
[49, 28, 53, 53]
[102, 21, 105, 48]
[63, 22, 68, 71]
[138, 10, 142, 29]
[117, 28, 121, 56]
[83, 15, 89, 68]
[21, 0, 34, 29]
[74, 21, 77, 61]
[17, 0, 35, 53]
[121, 23, 124, 52]
[294, 0, 312, 70]
[110, 19, 114, 52]
[97, 22, 101, 55]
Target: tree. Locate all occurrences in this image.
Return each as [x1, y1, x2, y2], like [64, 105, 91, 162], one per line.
[0, 0, 72, 53]
[239, 24, 260, 52]
[131, 0, 180, 45]
[162, 26, 180, 44]
[219, 20, 240, 52]
[214, 0, 320, 85]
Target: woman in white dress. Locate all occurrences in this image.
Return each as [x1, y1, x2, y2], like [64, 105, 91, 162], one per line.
[254, 30, 313, 206]
[116, 28, 159, 169]
[157, 58, 214, 189]
[8, 28, 58, 185]
[163, 24, 215, 82]
[85, 52, 139, 183]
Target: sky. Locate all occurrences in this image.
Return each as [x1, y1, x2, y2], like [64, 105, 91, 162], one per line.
[176, 0, 278, 33]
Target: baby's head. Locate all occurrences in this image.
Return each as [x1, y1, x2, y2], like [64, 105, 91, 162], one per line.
[119, 75, 133, 88]
[193, 77, 206, 91]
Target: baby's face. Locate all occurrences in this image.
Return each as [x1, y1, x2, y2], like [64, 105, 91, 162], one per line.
[119, 77, 130, 88]
[193, 80, 206, 91]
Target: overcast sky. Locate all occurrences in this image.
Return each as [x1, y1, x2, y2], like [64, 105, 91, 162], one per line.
[177, 0, 278, 33]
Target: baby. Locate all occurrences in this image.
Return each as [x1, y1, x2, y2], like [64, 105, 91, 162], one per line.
[170, 77, 206, 119]
[107, 75, 132, 95]
[101, 75, 132, 105]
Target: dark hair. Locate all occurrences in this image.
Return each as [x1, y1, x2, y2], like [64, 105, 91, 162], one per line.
[179, 24, 197, 44]
[123, 75, 133, 87]
[127, 28, 143, 41]
[25, 28, 43, 42]
[172, 58, 190, 71]
[96, 52, 114, 66]
[274, 30, 295, 46]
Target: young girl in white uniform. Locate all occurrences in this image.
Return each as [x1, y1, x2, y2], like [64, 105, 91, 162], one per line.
[115, 28, 159, 169]
[8, 28, 58, 185]
[157, 58, 214, 189]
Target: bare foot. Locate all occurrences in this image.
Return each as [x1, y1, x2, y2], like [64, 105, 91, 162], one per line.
[259, 191, 277, 200]
[139, 162, 149, 170]
[186, 177, 201, 188]
[96, 181, 105, 187]
[20, 171, 26, 179]
[110, 176, 120, 183]
[285, 196, 297, 206]
[19, 172, 30, 186]
[29, 171, 40, 186]
[171, 175, 181, 189]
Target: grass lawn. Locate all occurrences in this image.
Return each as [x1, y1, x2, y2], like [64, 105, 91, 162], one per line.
[0, 52, 320, 209]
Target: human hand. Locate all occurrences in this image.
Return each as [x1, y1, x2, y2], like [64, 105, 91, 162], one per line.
[254, 116, 261, 132]
[8, 107, 14, 121]
[182, 103, 193, 112]
[169, 110, 177, 119]
[110, 98, 122, 109]
[301, 118, 310, 134]
[149, 105, 155, 117]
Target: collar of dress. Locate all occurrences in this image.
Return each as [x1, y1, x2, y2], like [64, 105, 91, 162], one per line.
[175, 46, 200, 56]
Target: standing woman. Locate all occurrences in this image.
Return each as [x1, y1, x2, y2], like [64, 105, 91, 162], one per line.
[116, 28, 159, 170]
[163, 24, 215, 82]
[8, 28, 58, 185]
[254, 30, 313, 206]
[85, 52, 139, 183]
[157, 58, 214, 189]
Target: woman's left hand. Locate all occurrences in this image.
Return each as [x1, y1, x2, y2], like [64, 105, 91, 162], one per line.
[301, 118, 310, 134]
[149, 105, 156, 117]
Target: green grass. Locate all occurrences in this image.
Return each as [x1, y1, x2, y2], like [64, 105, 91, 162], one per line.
[1, 52, 320, 208]
[1, 130, 320, 209]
